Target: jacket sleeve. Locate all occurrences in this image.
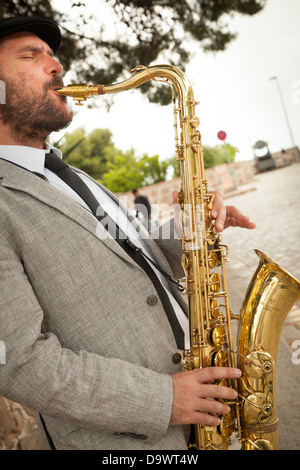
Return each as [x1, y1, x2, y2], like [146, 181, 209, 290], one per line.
[0, 232, 173, 444]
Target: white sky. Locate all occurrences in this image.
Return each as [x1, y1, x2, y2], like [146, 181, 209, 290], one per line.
[52, 0, 300, 162]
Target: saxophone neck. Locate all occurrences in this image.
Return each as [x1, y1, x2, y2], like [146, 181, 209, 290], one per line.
[57, 64, 194, 105]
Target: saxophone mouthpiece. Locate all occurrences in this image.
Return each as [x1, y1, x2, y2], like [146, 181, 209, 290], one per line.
[56, 84, 105, 106]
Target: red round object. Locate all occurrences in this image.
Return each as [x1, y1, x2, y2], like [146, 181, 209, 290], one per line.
[217, 130, 227, 141]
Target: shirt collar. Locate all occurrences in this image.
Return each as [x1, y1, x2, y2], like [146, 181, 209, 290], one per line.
[0, 143, 62, 174]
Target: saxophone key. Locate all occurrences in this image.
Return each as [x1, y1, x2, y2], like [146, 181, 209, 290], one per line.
[208, 349, 228, 367]
[209, 272, 222, 293]
[208, 251, 218, 268]
[210, 298, 220, 319]
[208, 325, 227, 348]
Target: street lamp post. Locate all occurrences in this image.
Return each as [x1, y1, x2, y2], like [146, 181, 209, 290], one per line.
[217, 130, 237, 190]
[269, 76, 296, 148]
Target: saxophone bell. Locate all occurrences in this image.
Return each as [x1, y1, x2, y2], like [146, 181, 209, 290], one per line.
[237, 249, 300, 450]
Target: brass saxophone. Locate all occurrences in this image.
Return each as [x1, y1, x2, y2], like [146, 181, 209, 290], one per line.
[58, 65, 300, 450]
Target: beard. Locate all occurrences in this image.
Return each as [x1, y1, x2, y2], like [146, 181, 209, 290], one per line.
[0, 73, 73, 144]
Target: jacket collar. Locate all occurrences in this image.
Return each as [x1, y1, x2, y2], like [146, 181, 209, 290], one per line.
[0, 143, 61, 175]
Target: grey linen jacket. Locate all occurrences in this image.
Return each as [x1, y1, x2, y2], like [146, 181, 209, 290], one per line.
[0, 158, 189, 450]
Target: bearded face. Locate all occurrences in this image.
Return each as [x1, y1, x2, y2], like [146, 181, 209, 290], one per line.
[0, 32, 73, 145]
[0, 71, 73, 142]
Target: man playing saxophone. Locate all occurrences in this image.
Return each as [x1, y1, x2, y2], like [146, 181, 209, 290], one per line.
[0, 17, 256, 450]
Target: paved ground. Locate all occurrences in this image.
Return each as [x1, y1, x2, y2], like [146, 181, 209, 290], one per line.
[222, 162, 300, 450]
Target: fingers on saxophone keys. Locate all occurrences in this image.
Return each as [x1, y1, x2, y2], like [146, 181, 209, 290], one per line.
[200, 383, 238, 401]
[193, 402, 230, 426]
[198, 398, 231, 416]
[194, 412, 222, 427]
[195, 366, 241, 384]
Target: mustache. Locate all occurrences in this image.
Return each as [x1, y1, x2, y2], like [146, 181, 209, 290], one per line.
[45, 76, 65, 92]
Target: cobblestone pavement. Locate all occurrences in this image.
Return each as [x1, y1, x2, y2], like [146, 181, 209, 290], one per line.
[222, 162, 300, 450]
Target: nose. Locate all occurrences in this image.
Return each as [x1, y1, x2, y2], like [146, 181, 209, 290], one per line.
[44, 55, 63, 76]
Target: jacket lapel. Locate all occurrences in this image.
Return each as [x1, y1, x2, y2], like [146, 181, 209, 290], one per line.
[0, 158, 182, 288]
[75, 166, 179, 278]
[75, 167, 176, 278]
[0, 159, 140, 268]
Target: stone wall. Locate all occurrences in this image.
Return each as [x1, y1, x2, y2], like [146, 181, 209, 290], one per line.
[271, 146, 300, 167]
[120, 160, 255, 225]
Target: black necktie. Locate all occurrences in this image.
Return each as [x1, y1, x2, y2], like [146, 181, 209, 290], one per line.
[44, 151, 185, 349]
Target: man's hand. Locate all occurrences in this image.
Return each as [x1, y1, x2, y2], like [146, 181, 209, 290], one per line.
[172, 190, 256, 234]
[170, 367, 241, 426]
[210, 191, 256, 232]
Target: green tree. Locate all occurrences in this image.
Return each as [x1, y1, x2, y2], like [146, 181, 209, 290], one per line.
[203, 142, 239, 168]
[101, 151, 145, 192]
[55, 128, 119, 179]
[140, 154, 170, 185]
[101, 152, 170, 192]
[166, 142, 239, 178]
[167, 155, 181, 179]
[1, 0, 267, 104]
[52, 127, 170, 190]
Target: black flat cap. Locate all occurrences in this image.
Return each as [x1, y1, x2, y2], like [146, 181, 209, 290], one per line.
[0, 17, 61, 52]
